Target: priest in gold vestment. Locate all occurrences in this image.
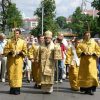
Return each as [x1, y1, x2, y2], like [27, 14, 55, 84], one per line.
[4, 29, 27, 95]
[76, 31, 100, 95]
[37, 30, 62, 93]
[65, 39, 80, 91]
[28, 35, 44, 89]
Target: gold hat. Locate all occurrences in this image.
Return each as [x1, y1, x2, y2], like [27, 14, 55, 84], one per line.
[45, 30, 52, 38]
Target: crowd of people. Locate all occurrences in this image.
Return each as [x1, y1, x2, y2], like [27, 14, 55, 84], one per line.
[0, 29, 100, 95]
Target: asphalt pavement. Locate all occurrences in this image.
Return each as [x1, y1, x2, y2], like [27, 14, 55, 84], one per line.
[0, 79, 100, 100]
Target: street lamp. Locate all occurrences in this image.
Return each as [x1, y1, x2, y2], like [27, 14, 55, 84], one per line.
[41, 0, 44, 35]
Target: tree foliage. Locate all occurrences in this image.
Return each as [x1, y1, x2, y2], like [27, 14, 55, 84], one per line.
[0, 2, 23, 32]
[31, 0, 59, 36]
[92, 0, 100, 11]
[0, 0, 11, 32]
[92, 0, 100, 26]
[6, 3, 23, 29]
[67, 7, 100, 38]
[56, 16, 67, 29]
[68, 7, 85, 37]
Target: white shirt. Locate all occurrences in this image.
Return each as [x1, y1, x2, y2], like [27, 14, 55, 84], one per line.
[0, 39, 7, 54]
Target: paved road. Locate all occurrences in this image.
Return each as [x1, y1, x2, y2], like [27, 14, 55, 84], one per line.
[0, 80, 100, 100]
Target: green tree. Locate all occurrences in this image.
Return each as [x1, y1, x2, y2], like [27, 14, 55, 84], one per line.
[0, 2, 23, 32]
[69, 7, 85, 37]
[67, 7, 100, 38]
[92, 0, 100, 15]
[6, 3, 23, 29]
[90, 17, 100, 37]
[56, 16, 67, 29]
[0, 0, 11, 33]
[31, 0, 59, 36]
[92, 0, 100, 26]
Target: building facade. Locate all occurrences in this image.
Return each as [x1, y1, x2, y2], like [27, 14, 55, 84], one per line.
[23, 17, 38, 30]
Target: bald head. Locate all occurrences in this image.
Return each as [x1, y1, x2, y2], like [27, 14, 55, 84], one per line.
[0, 33, 6, 40]
[57, 33, 64, 42]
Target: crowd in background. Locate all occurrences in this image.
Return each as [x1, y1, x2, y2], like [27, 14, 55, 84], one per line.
[0, 29, 100, 95]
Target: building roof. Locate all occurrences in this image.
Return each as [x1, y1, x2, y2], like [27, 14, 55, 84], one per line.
[66, 17, 72, 22]
[82, 9, 99, 16]
[23, 18, 38, 22]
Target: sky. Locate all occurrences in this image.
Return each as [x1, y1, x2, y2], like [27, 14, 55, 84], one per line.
[11, 0, 93, 18]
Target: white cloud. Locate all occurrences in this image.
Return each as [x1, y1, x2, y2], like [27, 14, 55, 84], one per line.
[11, 0, 93, 18]
[56, 6, 69, 17]
[55, 0, 62, 5]
[70, 0, 81, 8]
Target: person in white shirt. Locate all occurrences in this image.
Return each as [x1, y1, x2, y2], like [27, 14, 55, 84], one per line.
[57, 33, 68, 80]
[0, 33, 7, 82]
